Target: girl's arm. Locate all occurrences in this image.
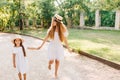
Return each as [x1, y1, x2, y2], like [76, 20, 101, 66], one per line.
[13, 54, 16, 68]
[64, 37, 71, 53]
[28, 35, 49, 50]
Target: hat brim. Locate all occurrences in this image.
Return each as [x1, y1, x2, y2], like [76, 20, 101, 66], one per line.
[54, 17, 62, 23]
[12, 38, 24, 43]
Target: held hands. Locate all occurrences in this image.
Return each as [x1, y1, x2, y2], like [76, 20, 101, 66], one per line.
[27, 47, 38, 50]
[28, 46, 41, 50]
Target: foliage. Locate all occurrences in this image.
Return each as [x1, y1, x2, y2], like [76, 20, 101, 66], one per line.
[101, 11, 115, 27]
[0, 0, 120, 30]
[38, 0, 56, 28]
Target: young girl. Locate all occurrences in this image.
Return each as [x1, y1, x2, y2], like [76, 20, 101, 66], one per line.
[28, 14, 71, 78]
[12, 38, 27, 80]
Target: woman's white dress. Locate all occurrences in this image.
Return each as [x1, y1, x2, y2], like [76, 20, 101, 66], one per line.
[48, 31, 68, 60]
[13, 47, 27, 74]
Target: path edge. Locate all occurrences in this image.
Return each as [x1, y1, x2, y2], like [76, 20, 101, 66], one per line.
[79, 51, 120, 70]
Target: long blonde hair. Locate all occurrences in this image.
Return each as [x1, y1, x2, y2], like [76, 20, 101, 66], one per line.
[47, 22, 67, 42]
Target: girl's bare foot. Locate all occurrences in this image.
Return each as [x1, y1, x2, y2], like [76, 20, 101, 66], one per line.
[48, 64, 51, 70]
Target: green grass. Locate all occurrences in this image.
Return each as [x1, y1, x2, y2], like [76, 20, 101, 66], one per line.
[68, 29, 120, 64]
[4, 28, 120, 64]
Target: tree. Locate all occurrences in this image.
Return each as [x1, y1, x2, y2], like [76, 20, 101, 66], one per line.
[38, 0, 55, 28]
[56, 0, 89, 28]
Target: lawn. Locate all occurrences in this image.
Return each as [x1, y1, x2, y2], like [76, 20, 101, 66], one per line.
[4, 28, 120, 64]
[68, 29, 120, 64]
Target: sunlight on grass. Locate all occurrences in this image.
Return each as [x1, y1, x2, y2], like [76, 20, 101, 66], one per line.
[88, 48, 120, 63]
[68, 29, 120, 64]
[68, 40, 81, 51]
[77, 39, 108, 50]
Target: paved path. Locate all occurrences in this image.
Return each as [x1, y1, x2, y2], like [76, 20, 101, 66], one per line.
[0, 33, 120, 80]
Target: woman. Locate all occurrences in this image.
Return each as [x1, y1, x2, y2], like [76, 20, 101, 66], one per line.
[28, 14, 71, 78]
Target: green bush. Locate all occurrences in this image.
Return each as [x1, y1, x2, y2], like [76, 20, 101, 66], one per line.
[85, 11, 95, 27]
[101, 11, 115, 27]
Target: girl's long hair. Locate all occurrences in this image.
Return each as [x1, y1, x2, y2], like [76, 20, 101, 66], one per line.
[47, 21, 67, 42]
[13, 39, 26, 57]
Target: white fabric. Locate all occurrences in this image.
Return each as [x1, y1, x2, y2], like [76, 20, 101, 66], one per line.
[13, 47, 27, 74]
[48, 31, 68, 60]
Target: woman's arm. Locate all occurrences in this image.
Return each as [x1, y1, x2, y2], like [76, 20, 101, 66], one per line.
[13, 54, 16, 68]
[28, 35, 49, 50]
[64, 37, 71, 53]
[37, 35, 49, 49]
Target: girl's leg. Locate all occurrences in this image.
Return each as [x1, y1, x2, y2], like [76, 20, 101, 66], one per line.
[23, 73, 26, 80]
[48, 60, 54, 70]
[18, 72, 22, 80]
[55, 60, 60, 78]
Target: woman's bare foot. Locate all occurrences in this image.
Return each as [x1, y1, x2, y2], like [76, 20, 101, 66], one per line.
[48, 64, 51, 70]
[55, 73, 58, 79]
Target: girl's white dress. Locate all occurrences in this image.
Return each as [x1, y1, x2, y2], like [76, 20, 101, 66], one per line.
[13, 47, 27, 74]
[48, 31, 68, 60]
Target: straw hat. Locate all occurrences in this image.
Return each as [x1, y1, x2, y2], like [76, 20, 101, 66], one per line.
[12, 35, 24, 43]
[54, 14, 63, 22]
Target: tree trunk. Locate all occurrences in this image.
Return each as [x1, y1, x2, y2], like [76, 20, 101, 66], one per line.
[41, 19, 44, 27]
[79, 12, 85, 28]
[25, 18, 29, 27]
[22, 19, 25, 28]
[66, 17, 72, 28]
[10, 22, 14, 30]
[95, 10, 101, 28]
[115, 10, 120, 30]
[1, 20, 5, 31]
[64, 14, 72, 28]
[33, 17, 36, 27]
[19, 19, 23, 30]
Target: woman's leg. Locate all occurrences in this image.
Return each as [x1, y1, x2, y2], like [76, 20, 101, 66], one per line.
[55, 59, 60, 78]
[48, 60, 54, 70]
[23, 73, 26, 80]
[18, 72, 22, 80]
